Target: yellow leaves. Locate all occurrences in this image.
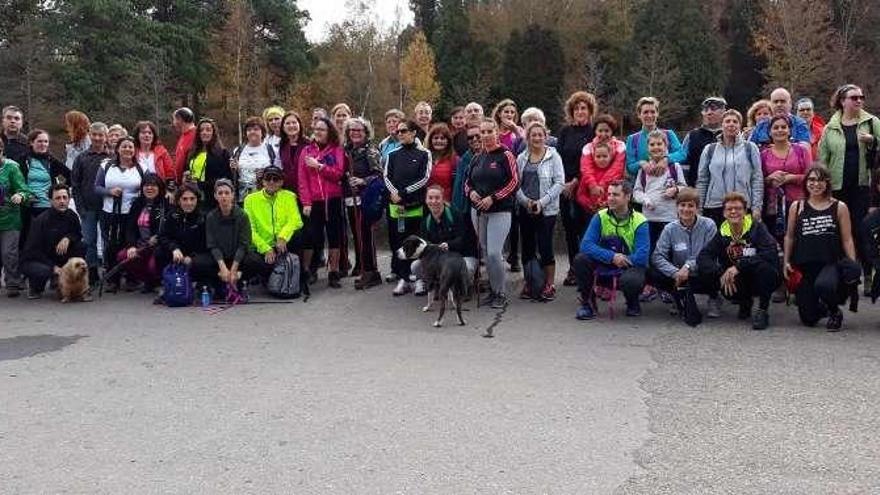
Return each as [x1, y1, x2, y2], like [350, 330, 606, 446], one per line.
[399, 30, 441, 110]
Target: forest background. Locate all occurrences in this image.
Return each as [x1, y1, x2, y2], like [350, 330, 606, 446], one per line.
[2, 0, 878, 146]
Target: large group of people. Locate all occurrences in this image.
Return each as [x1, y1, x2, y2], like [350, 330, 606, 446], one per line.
[2, 82, 880, 333]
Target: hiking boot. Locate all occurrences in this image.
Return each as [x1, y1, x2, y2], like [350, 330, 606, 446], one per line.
[752, 308, 769, 330]
[563, 270, 577, 287]
[639, 285, 657, 303]
[328, 271, 342, 289]
[540, 284, 556, 301]
[625, 300, 642, 317]
[354, 271, 382, 290]
[519, 285, 532, 300]
[490, 293, 508, 309]
[826, 308, 843, 332]
[771, 286, 786, 303]
[706, 297, 722, 318]
[576, 304, 596, 320]
[392, 279, 411, 296]
[737, 299, 753, 320]
[413, 279, 427, 296]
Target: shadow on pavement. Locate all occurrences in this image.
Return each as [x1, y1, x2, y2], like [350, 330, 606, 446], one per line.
[0, 334, 87, 362]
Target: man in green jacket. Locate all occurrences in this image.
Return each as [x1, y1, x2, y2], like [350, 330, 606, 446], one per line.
[0, 139, 33, 297]
[242, 166, 305, 276]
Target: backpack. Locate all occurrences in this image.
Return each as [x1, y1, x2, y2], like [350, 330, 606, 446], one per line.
[523, 259, 545, 301]
[233, 142, 276, 165]
[632, 129, 674, 161]
[360, 177, 387, 225]
[639, 161, 680, 189]
[267, 252, 301, 299]
[162, 263, 193, 307]
[676, 286, 703, 327]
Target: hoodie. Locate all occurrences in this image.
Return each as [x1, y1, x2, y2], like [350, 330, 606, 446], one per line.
[515, 146, 565, 216]
[695, 135, 763, 210]
[297, 141, 345, 206]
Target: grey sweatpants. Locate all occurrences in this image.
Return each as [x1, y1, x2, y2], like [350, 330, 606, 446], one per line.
[0, 230, 22, 289]
[472, 210, 511, 295]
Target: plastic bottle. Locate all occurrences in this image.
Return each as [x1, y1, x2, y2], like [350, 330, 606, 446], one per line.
[200, 286, 211, 308]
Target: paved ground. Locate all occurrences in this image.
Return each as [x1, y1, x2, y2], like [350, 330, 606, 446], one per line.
[2, 256, 880, 494]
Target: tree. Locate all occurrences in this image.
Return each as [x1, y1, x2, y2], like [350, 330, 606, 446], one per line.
[754, 0, 839, 105]
[409, 0, 437, 41]
[500, 24, 565, 127]
[399, 30, 441, 110]
[619, 46, 686, 121]
[720, 0, 766, 112]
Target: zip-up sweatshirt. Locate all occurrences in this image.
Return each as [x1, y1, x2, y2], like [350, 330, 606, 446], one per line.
[384, 142, 432, 208]
[297, 142, 345, 206]
[464, 146, 519, 213]
[242, 189, 303, 254]
[696, 214, 779, 275]
[515, 146, 565, 216]
[625, 128, 683, 177]
[576, 137, 626, 213]
[159, 208, 206, 257]
[651, 216, 718, 277]
[695, 136, 763, 210]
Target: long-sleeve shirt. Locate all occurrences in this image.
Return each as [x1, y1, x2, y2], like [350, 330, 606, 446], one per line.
[650, 216, 717, 277]
[579, 209, 650, 268]
[556, 124, 594, 181]
[695, 136, 763, 210]
[625, 128, 683, 177]
[384, 142, 431, 208]
[206, 206, 251, 264]
[464, 146, 519, 213]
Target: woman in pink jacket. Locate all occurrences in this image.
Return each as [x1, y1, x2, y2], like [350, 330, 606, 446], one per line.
[297, 117, 346, 288]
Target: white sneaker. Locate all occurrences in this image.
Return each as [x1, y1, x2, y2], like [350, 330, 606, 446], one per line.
[706, 297, 722, 318]
[393, 279, 411, 296]
[414, 279, 427, 296]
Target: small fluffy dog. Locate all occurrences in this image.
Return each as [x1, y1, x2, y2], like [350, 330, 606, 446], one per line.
[397, 235, 470, 327]
[55, 257, 89, 303]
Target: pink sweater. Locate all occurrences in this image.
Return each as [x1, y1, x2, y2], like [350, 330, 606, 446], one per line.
[760, 143, 811, 206]
[297, 142, 345, 206]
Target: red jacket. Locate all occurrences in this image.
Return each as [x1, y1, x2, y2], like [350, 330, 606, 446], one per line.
[149, 144, 174, 181]
[576, 137, 626, 212]
[428, 154, 458, 202]
[809, 115, 826, 159]
[172, 127, 196, 183]
[297, 142, 345, 206]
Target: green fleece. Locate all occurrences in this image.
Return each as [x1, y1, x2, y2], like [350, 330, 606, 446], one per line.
[0, 159, 32, 231]
[818, 109, 880, 190]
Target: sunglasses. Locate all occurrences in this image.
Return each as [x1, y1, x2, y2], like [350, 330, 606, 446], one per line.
[264, 175, 283, 182]
[398, 128, 413, 134]
[848, 95, 866, 101]
[467, 134, 481, 141]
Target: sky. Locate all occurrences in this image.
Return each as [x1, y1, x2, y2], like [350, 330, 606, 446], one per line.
[299, 0, 414, 42]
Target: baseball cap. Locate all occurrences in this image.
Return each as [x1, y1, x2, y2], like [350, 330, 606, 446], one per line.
[701, 96, 727, 109]
[262, 165, 283, 179]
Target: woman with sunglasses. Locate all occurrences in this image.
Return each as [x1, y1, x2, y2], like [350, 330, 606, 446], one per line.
[297, 116, 346, 288]
[783, 166, 858, 331]
[818, 84, 880, 273]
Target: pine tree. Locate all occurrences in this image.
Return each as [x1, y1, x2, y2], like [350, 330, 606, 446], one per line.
[500, 24, 565, 128]
[399, 30, 441, 111]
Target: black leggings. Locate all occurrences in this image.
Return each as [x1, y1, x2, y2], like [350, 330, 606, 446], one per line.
[99, 211, 129, 283]
[387, 214, 423, 279]
[696, 260, 780, 310]
[305, 198, 343, 250]
[795, 262, 845, 326]
[519, 207, 556, 267]
[560, 196, 586, 266]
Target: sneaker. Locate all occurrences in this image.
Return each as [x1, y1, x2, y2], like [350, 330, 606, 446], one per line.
[479, 291, 497, 307]
[752, 308, 769, 330]
[392, 279, 411, 296]
[626, 301, 642, 317]
[508, 260, 522, 273]
[385, 273, 399, 283]
[6, 286, 20, 298]
[576, 304, 596, 320]
[123, 279, 142, 292]
[26, 287, 42, 299]
[596, 286, 613, 301]
[737, 300, 753, 320]
[490, 293, 508, 309]
[308, 271, 318, 285]
[706, 297, 722, 318]
[563, 270, 577, 287]
[519, 285, 532, 300]
[659, 290, 674, 304]
[104, 282, 119, 294]
[639, 285, 657, 303]
[328, 271, 342, 289]
[413, 279, 427, 296]
[354, 271, 382, 290]
[771, 287, 786, 304]
[826, 308, 843, 332]
[540, 284, 556, 301]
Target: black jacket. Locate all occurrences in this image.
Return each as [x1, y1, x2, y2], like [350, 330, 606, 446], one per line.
[683, 127, 722, 186]
[188, 147, 232, 205]
[159, 207, 207, 257]
[465, 146, 519, 213]
[125, 197, 169, 248]
[697, 218, 780, 276]
[384, 142, 431, 208]
[71, 149, 112, 211]
[21, 208, 83, 266]
[344, 142, 382, 196]
[556, 124, 594, 181]
[1, 134, 29, 170]
[420, 207, 477, 258]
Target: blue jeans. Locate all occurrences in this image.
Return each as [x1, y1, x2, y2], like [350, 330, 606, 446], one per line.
[80, 209, 100, 268]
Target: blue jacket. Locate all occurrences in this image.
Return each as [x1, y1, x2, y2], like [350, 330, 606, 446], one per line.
[748, 114, 811, 145]
[625, 128, 683, 177]
[579, 210, 650, 268]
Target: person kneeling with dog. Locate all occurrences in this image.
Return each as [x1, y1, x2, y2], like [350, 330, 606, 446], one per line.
[574, 180, 650, 320]
[696, 191, 781, 330]
[414, 185, 478, 290]
[21, 184, 88, 300]
[649, 187, 720, 325]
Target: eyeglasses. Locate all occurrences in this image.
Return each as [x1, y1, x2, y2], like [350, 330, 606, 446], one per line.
[467, 134, 481, 141]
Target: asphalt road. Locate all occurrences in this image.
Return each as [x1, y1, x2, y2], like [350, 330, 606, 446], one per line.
[2, 259, 880, 494]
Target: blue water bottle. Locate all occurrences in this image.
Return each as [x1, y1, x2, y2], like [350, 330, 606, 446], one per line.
[200, 286, 211, 308]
